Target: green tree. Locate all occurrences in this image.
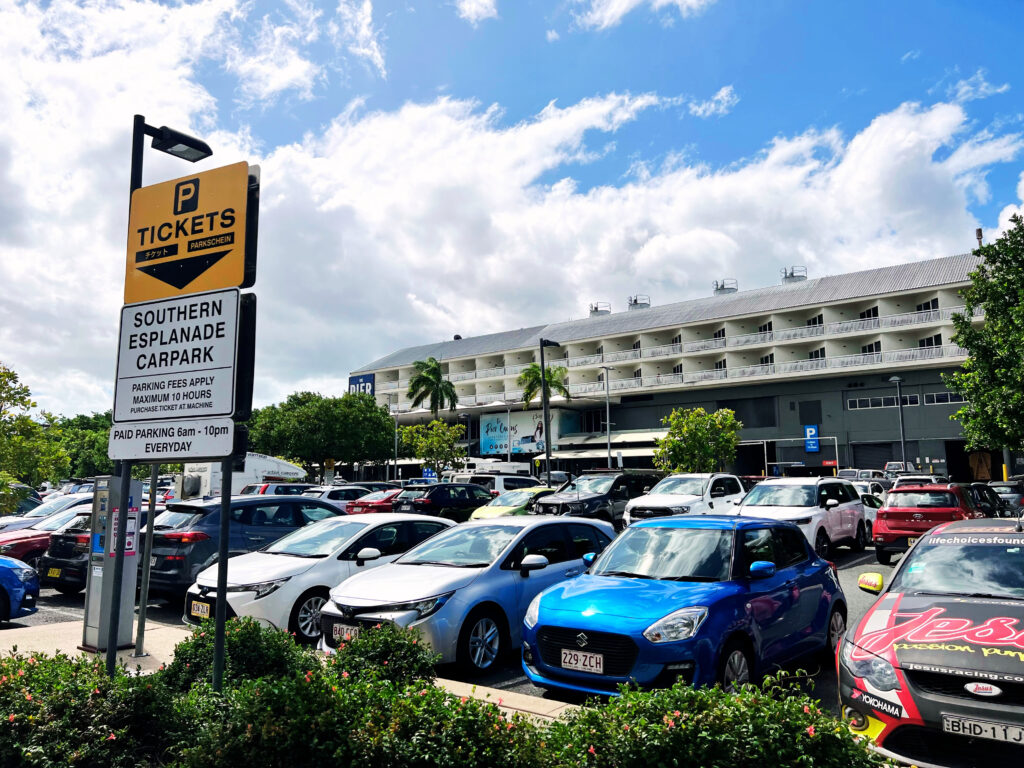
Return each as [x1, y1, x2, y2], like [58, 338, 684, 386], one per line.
[653, 407, 743, 474]
[516, 363, 571, 409]
[57, 411, 115, 478]
[944, 214, 1024, 451]
[407, 358, 458, 418]
[401, 420, 467, 478]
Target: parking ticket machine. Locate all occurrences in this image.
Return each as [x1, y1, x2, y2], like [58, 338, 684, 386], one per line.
[81, 475, 142, 652]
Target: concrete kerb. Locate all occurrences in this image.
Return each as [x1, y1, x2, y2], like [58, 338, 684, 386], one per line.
[0, 620, 577, 722]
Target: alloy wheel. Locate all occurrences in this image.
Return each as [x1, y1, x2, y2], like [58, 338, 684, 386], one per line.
[814, 531, 830, 559]
[296, 595, 327, 641]
[828, 609, 846, 653]
[722, 649, 750, 692]
[468, 616, 501, 669]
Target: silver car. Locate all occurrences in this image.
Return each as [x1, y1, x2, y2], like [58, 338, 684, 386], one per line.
[318, 516, 614, 672]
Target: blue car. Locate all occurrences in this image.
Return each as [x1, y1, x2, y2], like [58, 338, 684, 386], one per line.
[0, 555, 40, 622]
[521, 516, 846, 695]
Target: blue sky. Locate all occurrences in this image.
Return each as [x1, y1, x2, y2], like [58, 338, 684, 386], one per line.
[1, 0, 1022, 415]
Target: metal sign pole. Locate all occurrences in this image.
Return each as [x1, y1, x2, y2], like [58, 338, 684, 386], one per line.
[212, 458, 233, 691]
[106, 464, 133, 675]
[133, 464, 159, 656]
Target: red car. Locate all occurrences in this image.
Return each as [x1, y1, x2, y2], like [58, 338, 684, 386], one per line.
[873, 484, 984, 565]
[346, 488, 402, 514]
[0, 507, 84, 568]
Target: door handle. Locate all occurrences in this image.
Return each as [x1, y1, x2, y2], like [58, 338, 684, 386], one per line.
[564, 568, 582, 577]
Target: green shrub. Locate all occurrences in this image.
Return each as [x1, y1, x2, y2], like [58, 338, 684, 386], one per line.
[545, 675, 885, 768]
[323, 621, 439, 685]
[161, 616, 318, 692]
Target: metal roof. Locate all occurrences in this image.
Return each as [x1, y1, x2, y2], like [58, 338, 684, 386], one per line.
[354, 253, 980, 372]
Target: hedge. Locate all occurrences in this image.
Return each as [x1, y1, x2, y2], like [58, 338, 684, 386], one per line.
[0, 620, 886, 768]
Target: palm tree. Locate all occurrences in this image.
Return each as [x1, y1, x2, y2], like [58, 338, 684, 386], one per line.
[407, 357, 459, 418]
[516, 362, 571, 409]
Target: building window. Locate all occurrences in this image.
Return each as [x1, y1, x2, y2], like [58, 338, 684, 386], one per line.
[808, 347, 826, 360]
[924, 392, 966, 405]
[916, 297, 939, 312]
[861, 341, 881, 354]
[919, 333, 942, 348]
[632, 340, 641, 350]
[713, 328, 726, 339]
[633, 369, 642, 379]
[848, 395, 919, 410]
[596, 345, 603, 355]
[759, 353, 775, 366]
[671, 334, 682, 345]
[714, 359, 727, 370]
[807, 313, 823, 326]
[580, 409, 603, 433]
[758, 321, 773, 333]
[859, 306, 878, 319]
[596, 373, 604, 383]
[672, 363, 683, 375]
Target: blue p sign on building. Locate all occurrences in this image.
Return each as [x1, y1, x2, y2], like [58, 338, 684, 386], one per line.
[348, 374, 375, 396]
[804, 425, 820, 453]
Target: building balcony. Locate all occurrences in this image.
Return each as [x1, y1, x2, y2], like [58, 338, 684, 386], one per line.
[377, 380, 399, 391]
[605, 348, 642, 363]
[728, 363, 776, 378]
[683, 337, 727, 353]
[506, 363, 532, 376]
[569, 381, 606, 396]
[644, 342, 683, 358]
[568, 353, 604, 368]
[449, 371, 476, 382]
[826, 317, 880, 335]
[774, 325, 825, 341]
[728, 331, 774, 348]
[609, 377, 643, 391]
[643, 373, 685, 387]
[685, 369, 728, 383]
[475, 365, 506, 379]
[777, 358, 827, 373]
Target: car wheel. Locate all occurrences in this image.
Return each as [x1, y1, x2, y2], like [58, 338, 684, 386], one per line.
[814, 530, 831, 559]
[717, 639, 753, 693]
[0, 590, 9, 622]
[23, 552, 44, 571]
[822, 605, 846, 661]
[851, 522, 867, 553]
[457, 608, 505, 674]
[875, 549, 892, 566]
[289, 588, 329, 645]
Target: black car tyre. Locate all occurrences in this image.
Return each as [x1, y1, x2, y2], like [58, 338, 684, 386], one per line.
[822, 604, 846, 662]
[0, 590, 9, 622]
[814, 530, 831, 560]
[289, 588, 329, 645]
[457, 608, 505, 675]
[54, 585, 83, 596]
[717, 638, 753, 693]
[875, 549, 892, 566]
[851, 522, 867, 553]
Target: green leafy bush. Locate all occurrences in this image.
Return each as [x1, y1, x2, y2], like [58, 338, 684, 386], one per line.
[323, 621, 438, 685]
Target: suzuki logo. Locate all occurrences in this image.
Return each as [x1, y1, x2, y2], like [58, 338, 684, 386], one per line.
[965, 681, 1002, 697]
[912, 513, 924, 520]
[576, 632, 589, 648]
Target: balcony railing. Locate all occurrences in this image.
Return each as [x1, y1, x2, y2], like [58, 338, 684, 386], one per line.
[777, 358, 827, 373]
[448, 371, 476, 382]
[728, 331, 773, 347]
[505, 363, 531, 376]
[644, 343, 683, 358]
[827, 317, 880, 335]
[568, 353, 603, 367]
[683, 337, 727, 353]
[774, 325, 825, 341]
[605, 349, 641, 363]
[828, 352, 882, 368]
[504, 389, 523, 401]
[729, 363, 776, 378]
[643, 373, 684, 387]
[475, 366, 505, 379]
[569, 382, 606, 395]
[881, 344, 967, 363]
[609, 378, 643, 391]
[377, 380, 399, 391]
[685, 369, 728, 383]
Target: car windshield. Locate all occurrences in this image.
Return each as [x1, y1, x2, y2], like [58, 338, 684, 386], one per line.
[264, 518, 367, 557]
[649, 477, 706, 496]
[30, 507, 83, 531]
[990, 484, 1019, 494]
[560, 476, 614, 495]
[886, 491, 956, 508]
[489, 490, 536, 507]
[152, 507, 208, 529]
[837, 470, 857, 479]
[238, 485, 260, 495]
[397, 489, 428, 500]
[21, 494, 80, 519]
[593, 527, 732, 581]
[358, 490, 392, 503]
[301, 490, 325, 498]
[892, 535, 1024, 599]
[398, 525, 519, 567]
[742, 484, 816, 507]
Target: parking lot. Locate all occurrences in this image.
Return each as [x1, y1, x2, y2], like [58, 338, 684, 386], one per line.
[7, 544, 898, 714]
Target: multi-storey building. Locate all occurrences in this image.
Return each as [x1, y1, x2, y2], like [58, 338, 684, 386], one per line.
[352, 253, 1004, 480]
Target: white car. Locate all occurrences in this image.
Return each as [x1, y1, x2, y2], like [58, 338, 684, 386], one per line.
[891, 474, 948, 489]
[732, 477, 867, 558]
[622, 473, 745, 526]
[318, 516, 614, 673]
[184, 513, 453, 643]
[301, 485, 374, 512]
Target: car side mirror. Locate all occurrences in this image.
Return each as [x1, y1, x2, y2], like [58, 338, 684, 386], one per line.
[581, 552, 596, 567]
[642, 486, 651, 495]
[824, 498, 839, 509]
[732, 499, 742, 506]
[519, 553, 549, 576]
[355, 547, 381, 566]
[615, 488, 629, 500]
[749, 561, 776, 579]
[858, 572, 884, 594]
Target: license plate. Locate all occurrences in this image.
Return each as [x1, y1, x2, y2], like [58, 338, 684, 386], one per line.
[47, 568, 60, 578]
[150, 556, 157, 568]
[189, 600, 210, 619]
[942, 715, 1024, 744]
[907, 537, 918, 547]
[400, 504, 412, 512]
[560, 648, 604, 674]
[332, 623, 361, 641]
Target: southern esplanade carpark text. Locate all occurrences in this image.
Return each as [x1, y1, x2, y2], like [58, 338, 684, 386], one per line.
[128, 297, 226, 370]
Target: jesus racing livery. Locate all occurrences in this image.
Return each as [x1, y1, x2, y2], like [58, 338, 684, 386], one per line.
[838, 517, 1024, 767]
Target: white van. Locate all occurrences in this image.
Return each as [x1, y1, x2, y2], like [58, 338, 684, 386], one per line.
[448, 472, 543, 494]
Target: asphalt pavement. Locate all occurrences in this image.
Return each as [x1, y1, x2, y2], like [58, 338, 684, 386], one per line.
[8, 545, 899, 714]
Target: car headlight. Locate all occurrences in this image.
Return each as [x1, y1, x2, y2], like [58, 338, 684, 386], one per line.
[669, 505, 691, 515]
[643, 606, 708, 643]
[524, 593, 542, 629]
[15, 567, 36, 583]
[840, 638, 901, 691]
[791, 517, 812, 526]
[384, 591, 455, 620]
[227, 577, 291, 599]
[0, 544, 15, 553]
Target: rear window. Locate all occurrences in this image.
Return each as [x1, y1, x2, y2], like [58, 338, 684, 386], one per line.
[152, 506, 209, 529]
[886, 491, 957, 508]
[990, 484, 1020, 494]
[239, 484, 261, 495]
[301, 490, 324, 498]
[358, 490, 391, 503]
[397, 489, 428, 500]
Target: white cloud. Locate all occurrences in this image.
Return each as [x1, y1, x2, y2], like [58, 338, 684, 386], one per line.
[688, 85, 738, 118]
[575, 0, 717, 31]
[995, 171, 1024, 236]
[949, 68, 1010, 103]
[901, 49, 920, 63]
[333, 0, 387, 78]
[455, 0, 498, 25]
[546, 29, 560, 42]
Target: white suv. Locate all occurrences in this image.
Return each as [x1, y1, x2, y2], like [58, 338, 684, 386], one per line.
[447, 473, 542, 494]
[732, 477, 867, 558]
[622, 473, 745, 526]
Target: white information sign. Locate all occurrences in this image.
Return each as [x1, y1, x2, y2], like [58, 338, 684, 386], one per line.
[113, 289, 239, 423]
[108, 417, 234, 461]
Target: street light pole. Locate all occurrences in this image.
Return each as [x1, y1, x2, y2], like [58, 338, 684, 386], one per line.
[390, 394, 399, 482]
[506, 403, 512, 463]
[890, 376, 908, 468]
[539, 338, 560, 486]
[598, 365, 615, 467]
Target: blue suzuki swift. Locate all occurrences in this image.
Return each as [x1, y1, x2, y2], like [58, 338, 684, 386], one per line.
[0, 555, 40, 623]
[521, 516, 846, 695]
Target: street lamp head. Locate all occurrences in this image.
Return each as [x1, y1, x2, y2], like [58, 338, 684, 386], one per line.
[150, 126, 212, 162]
[888, 376, 903, 384]
[539, 338, 561, 349]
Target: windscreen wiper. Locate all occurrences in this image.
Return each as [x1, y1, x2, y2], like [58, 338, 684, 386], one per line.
[598, 570, 649, 579]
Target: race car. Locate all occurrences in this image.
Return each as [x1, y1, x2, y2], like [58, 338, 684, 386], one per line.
[838, 517, 1024, 767]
